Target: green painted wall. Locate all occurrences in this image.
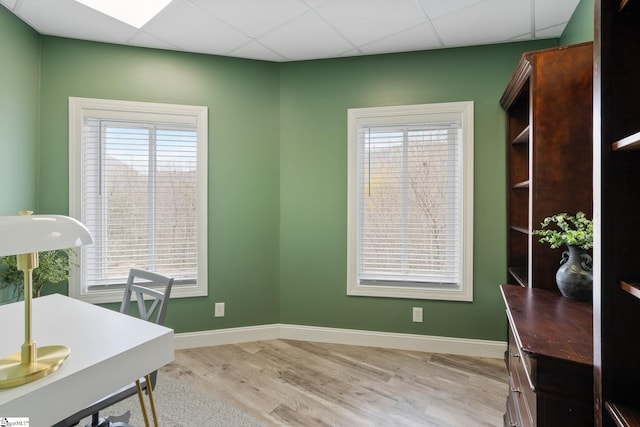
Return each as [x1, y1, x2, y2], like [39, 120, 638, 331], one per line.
[3, 3, 574, 341]
[560, 0, 594, 45]
[0, 7, 40, 305]
[0, 6, 40, 216]
[278, 40, 555, 341]
[37, 37, 281, 332]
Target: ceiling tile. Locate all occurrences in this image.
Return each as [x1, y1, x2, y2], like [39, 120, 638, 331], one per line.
[360, 22, 442, 55]
[230, 40, 288, 62]
[417, 0, 485, 20]
[315, 0, 427, 47]
[0, 0, 18, 10]
[339, 48, 362, 58]
[302, 0, 330, 8]
[432, 0, 532, 48]
[259, 11, 354, 61]
[510, 33, 535, 42]
[535, 0, 580, 30]
[16, 0, 138, 43]
[536, 23, 568, 38]
[128, 30, 180, 52]
[142, 0, 250, 56]
[2, 0, 582, 62]
[191, 0, 311, 38]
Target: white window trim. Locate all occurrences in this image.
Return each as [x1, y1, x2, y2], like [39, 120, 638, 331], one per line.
[69, 97, 208, 304]
[347, 102, 474, 301]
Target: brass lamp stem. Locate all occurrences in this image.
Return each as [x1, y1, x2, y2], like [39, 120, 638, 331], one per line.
[17, 252, 38, 365]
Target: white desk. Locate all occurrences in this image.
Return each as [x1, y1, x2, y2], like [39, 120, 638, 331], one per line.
[0, 294, 174, 425]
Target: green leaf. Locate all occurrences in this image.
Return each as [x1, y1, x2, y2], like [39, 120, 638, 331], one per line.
[533, 211, 593, 250]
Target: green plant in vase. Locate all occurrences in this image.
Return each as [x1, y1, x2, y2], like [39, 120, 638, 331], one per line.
[533, 211, 593, 301]
[534, 211, 593, 250]
[0, 248, 75, 299]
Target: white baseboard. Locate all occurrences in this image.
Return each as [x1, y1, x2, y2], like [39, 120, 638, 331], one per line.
[175, 324, 507, 359]
[174, 324, 280, 350]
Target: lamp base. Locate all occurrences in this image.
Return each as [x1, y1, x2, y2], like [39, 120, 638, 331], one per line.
[0, 345, 70, 388]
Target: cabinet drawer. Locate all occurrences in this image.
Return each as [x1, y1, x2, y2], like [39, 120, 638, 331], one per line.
[509, 325, 536, 426]
[504, 393, 517, 426]
[507, 375, 532, 427]
[508, 322, 535, 386]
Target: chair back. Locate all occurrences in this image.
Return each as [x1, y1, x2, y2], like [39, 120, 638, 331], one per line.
[120, 268, 174, 326]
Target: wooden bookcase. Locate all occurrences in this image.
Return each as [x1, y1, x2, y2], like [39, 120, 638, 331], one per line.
[594, 0, 640, 425]
[501, 42, 593, 291]
[501, 42, 594, 426]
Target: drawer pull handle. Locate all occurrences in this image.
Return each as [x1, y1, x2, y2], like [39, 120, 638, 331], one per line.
[510, 352, 520, 358]
[511, 386, 522, 395]
[509, 423, 519, 427]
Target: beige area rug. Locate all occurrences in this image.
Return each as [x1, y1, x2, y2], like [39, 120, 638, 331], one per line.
[76, 374, 267, 427]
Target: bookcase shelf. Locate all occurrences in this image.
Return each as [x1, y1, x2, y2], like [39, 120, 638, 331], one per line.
[606, 401, 640, 427]
[507, 267, 527, 287]
[510, 225, 528, 235]
[612, 130, 640, 151]
[620, 280, 640, 301]
[595, 1, 640, 424]
[512, 126, 530, 145]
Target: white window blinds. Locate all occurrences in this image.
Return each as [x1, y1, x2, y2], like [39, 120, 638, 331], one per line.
[81, 116, 198, 289]
[358, 122, 462, 287]
[347, 102, 473, 301]
[70, 97, 208, 303]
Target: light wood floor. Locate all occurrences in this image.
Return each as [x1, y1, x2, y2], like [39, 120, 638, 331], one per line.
[160, 339, 508, 427]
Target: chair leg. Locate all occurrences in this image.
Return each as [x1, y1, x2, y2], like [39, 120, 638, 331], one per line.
[85, 413, 112, 427]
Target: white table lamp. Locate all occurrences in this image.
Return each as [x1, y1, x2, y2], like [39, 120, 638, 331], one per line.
[0, 211, 92, 388]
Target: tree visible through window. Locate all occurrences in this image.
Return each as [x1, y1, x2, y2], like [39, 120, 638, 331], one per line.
[347, 102, 473, 301]
[361, 127, 457, 283]
[86, 122, 198, 285]
[69, 98, 208, 303]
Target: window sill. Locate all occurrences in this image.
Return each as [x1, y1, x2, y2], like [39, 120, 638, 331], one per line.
[347, 283, 472, 301]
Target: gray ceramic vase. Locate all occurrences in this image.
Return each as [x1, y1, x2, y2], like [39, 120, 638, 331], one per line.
[556, 244, 593, 301]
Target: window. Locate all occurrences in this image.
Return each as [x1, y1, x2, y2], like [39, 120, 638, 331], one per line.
[69, 97, 208, 303]
[347, 102, 473, 301]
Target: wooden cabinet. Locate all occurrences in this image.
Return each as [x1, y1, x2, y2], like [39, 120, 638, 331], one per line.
[501, 42, 595, 426]
[501, 285, 594, 427]
[501, 42, 593, 291]
[594, 1, 640, 425]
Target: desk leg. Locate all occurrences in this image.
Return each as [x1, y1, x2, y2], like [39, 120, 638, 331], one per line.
[135, 379, 150, 427]
[145, 374, 159, 427]
[135, 375, 159, 427]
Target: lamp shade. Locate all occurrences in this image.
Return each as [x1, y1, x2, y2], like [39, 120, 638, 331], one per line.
[0, 214, 93, 256]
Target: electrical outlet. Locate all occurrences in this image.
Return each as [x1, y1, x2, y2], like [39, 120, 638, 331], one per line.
[214, 302, 225, 317]
[412, 307, 423, 323]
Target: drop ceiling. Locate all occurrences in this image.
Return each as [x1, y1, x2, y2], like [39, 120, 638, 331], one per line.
[1, 0, 581, 62]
